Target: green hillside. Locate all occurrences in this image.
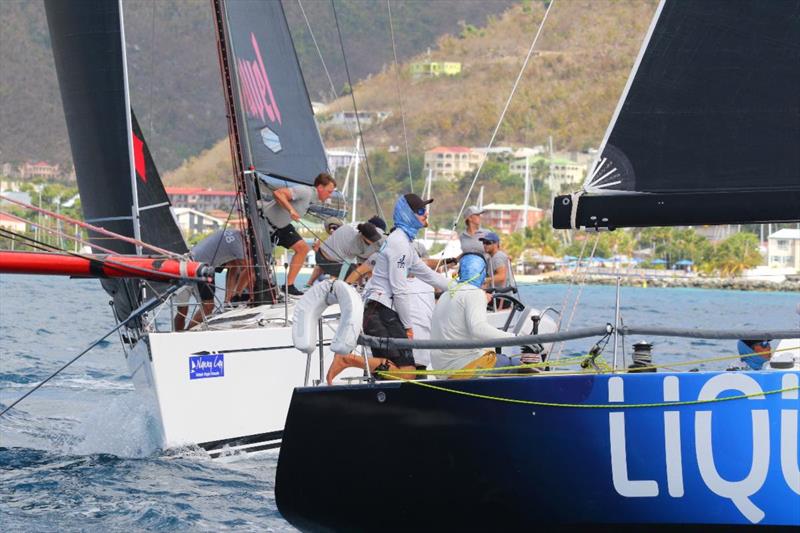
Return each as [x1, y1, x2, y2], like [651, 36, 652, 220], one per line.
[167, 0, 658, 223]
[0, 0, 514, 171]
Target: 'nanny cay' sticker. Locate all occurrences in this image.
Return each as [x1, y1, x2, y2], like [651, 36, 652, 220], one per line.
[189, 354, 224, 380]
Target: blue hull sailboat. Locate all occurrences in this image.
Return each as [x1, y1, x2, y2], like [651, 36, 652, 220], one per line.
[275, 0, 800, 529]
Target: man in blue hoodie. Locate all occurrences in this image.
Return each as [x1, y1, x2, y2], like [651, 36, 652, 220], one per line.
[326, 193, 449, 383]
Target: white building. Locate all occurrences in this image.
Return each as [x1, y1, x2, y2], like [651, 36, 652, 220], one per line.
[326, 147, 364, 172]
[173, 208, 224, 238]
[767, 228, 800, 270]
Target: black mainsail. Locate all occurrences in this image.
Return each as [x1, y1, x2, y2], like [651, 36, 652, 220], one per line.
[213, 0, 331, 304]
[219, 0, 329, 184]
[45, 0, 187, 321]
[553, 0, 800, 230]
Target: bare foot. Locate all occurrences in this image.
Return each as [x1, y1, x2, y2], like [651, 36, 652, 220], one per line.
[326, 354, 364, 385]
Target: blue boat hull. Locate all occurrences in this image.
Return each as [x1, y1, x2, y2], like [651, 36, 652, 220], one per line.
[276, 371, 799, 530]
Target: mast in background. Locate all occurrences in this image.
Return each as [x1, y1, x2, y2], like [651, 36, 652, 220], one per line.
[351, 137, 361, 224]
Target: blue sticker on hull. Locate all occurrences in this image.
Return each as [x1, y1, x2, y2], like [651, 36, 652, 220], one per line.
[189, 353, 224, 379]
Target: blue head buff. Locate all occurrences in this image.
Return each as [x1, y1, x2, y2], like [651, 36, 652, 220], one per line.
[737, 340, 769, 370]
[457, 253, 487, 288]
[393, 196, 423, 241]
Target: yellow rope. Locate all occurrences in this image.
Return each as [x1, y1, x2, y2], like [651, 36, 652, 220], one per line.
[373, 372, 800, 409]
[380, 345, 798, 378]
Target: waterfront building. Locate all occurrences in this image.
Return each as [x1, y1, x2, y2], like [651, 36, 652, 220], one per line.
[767, 228, 800, 270]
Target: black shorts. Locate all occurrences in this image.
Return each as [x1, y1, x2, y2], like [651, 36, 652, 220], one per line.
[271, 223, 303, 249]
[315, 249, 356, 279]
[198, 281, 215, 301]
[363, 300, 414, 368]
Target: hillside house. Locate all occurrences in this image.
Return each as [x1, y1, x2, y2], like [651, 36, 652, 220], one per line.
[19, 161, 61, 180]
[326, 147, 364, 172]
[509, 155, 587, 192]
[329, 111, 390, 127]
[423, 146, 485, 181]
[481, 203, 545, 234]
[173, 208, 224, 237]
[166, 187, 236, 212]
[410, 61, 461, 79]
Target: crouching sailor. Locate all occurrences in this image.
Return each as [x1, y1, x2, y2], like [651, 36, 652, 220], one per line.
[326, 194, 448, 384]
[430, 253, 520, 378]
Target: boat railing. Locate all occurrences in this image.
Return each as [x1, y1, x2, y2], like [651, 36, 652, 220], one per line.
[357, 326, 799, 351]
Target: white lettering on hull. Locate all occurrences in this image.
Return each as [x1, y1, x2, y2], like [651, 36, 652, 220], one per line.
[608, 373, 800, 524]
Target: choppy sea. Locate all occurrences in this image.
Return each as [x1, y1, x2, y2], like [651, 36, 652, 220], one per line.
[1, 274, 798, 531]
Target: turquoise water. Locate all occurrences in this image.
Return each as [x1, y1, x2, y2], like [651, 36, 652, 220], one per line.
[1, 274, 797, 530]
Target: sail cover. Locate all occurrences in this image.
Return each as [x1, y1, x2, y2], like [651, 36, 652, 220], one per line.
[45, 0, 187, 321]
[220, 0, 329, 184]
[554, 0, 800, 229]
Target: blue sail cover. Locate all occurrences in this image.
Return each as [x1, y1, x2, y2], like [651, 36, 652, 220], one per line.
[221, 0, 329, 184]
[554, 0, 800, 229]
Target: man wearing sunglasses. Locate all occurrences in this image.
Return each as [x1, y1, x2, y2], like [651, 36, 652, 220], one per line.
[326, 193, 450, 383]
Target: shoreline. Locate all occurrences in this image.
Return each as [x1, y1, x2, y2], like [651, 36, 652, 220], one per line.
[516, 272, 800, 292]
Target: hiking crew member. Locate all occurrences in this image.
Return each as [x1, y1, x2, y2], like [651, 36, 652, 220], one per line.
[315, 221, 383, 280]
[175, 229, 248, 330]
[326, 193, 449, 383]
[480, 231, 515, 291]
[459, 205, 485, 255]
[430, 253, 516, 376]
[263, 172, 336, 296]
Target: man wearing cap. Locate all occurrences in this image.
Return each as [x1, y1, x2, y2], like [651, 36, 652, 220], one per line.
[263, 172, 337, 297]
[314, 221, 384, 281]
[460, 205, 485, 255]
[480, 231, 516, 292]
[326, 193, 449, 383]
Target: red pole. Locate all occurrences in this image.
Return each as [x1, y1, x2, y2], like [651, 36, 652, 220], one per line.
[0, 251, 212, 282]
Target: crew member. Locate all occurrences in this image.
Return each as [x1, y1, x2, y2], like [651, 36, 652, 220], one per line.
[315, 221, 383, 280]
[263, 172, 337, 296]
[459, 205, 485, 254]
[430, 253, 517, 376]
[480, 231, 516, 291]
[175, 228, 248, 330]
[326, 193, 449, 384]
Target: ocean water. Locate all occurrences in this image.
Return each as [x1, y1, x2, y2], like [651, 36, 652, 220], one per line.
[1, 274, 798, 531]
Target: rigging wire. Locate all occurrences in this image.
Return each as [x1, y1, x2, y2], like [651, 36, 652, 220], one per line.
[386, 0, 414, 193]
[0, 284, 181, 419]
[449, 0, 556, 231]
[330, 0, 385, 221]
[296, 0, 339, 102]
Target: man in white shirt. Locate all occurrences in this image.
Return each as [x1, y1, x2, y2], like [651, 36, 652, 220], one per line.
[326, 193, 449, 384]
[263, 172, 336, 296]
[430, 253, 516, 374]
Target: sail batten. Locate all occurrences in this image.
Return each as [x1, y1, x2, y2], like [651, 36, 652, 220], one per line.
[555, 0, 800, 229]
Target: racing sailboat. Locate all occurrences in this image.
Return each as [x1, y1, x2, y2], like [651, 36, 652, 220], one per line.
[275, 0, 800, 529]
[2, 0, 352, 456]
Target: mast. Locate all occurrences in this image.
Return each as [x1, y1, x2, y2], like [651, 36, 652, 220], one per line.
[118, 0, 142, 255]
[523, 155, 530, 231]
[212, 0, 273, 305]
[351, 137, 361, 224]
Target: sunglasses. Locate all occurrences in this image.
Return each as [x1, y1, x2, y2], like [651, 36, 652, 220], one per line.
[415, 208, 427, 216]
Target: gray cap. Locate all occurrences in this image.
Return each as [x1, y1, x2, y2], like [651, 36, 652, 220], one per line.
[464, 206, 484, 219]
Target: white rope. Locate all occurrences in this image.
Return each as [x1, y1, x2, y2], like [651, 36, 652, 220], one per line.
[449, 0, 557, 232]
[387, 0, 414, 193]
